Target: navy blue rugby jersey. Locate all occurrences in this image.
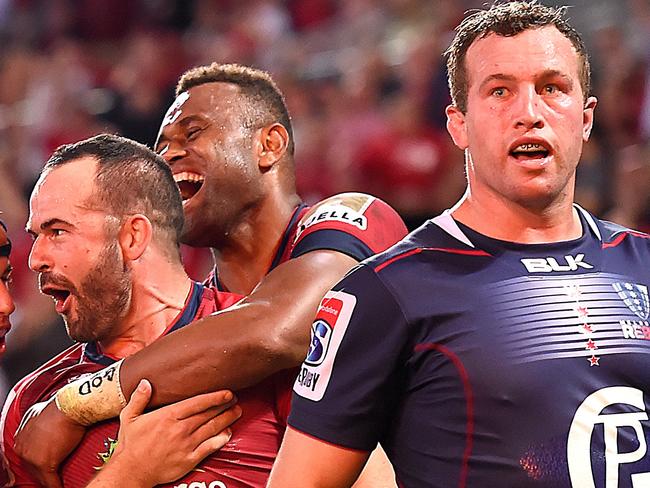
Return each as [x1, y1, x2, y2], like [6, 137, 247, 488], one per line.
[289, 206, 650, 488]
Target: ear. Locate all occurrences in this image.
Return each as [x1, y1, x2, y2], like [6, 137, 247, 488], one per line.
[257, 123, 289, 170]
[446, 104, 468, 150]
[582, 96, 597, 142]
[118, 214, 153, 262]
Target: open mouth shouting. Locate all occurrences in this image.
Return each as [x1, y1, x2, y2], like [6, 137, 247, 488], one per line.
[40, 279, 74, 314]
[173, 171, 205, 203]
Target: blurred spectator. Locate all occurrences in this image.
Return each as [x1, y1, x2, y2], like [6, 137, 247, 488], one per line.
[574, 136, 610, 216]
[605, 142, 650, 233]
[352, 93, 463, 228]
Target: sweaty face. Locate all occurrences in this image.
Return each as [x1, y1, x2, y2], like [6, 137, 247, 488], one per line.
[28, 159, 132, 344]
[447, 26, 596, 211]
[155, 82, 265, 248]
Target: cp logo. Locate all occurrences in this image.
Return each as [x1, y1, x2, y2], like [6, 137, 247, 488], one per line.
[568, 386, 650, 488]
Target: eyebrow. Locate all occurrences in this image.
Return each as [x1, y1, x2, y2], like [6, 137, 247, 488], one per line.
[478, 73, 518, 92]
[26, 217, 73, 237]
[479, 70, 574, 91]
[538, 69, 574, 89]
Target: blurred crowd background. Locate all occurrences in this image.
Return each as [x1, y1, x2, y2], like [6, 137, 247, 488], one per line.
[0, 0, 648, 400]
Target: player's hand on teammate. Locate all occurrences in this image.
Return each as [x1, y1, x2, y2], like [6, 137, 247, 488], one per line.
[14, 396, 85, 488]
[92, 379, 241, 487]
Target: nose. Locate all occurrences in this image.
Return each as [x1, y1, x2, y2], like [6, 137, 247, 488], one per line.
[0, 281, 15, 317]
[514, 85, 545, 130]
[161, 140, 188, 166]
[29, 236, 52, 273]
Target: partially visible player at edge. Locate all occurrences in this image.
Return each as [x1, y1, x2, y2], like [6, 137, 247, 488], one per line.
[0, 220, 17, 487]
[268, 1, 650, 487]
[14, 64, 407, 485]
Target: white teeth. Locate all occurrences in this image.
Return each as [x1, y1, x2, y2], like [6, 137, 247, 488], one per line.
[173, 171, 205, 183]
[513, 143, 546, 153]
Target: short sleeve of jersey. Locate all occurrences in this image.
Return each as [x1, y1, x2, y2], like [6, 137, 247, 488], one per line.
[291, 194, 407, 262]
[288, 264, 409, 451]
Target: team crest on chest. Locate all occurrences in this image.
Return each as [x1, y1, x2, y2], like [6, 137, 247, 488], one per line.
[613, 282, 649, 320]
[95, 437, 118, 470]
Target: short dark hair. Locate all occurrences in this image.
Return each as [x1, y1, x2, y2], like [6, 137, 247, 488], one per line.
[177, 63, 295, 156]
[444, 1, 591, 113]
[43, 134, 184, 256]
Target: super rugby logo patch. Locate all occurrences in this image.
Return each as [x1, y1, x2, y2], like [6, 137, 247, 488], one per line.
[305, 299, 340, 366]
[294, 194, 374, 242]
[294, 291, 356, 401]
[613, 282, 649, 320]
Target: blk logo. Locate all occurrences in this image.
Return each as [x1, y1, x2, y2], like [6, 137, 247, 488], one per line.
[521, 254, 593, 273]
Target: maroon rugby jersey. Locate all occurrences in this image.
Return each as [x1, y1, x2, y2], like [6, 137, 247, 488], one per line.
[1, 285, 295, 488]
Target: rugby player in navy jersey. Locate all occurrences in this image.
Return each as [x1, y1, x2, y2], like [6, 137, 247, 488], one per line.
[269, 2, 650, 487]
[13, 65, 406, 486]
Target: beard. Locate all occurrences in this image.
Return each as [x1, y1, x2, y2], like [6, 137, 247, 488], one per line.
[42, 242, 132, 343]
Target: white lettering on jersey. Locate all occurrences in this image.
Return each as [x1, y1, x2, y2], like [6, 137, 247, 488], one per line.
[174, 481, 227, 488]
[294, 291, 357, 401]
[568, 386, 649, 488]
[520, 254, 593, 273]
[294, 194, 374, 242]
[620, 320, 650, 340]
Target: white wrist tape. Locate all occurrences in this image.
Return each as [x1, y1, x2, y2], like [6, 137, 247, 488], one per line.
[55, 359, 128, 426]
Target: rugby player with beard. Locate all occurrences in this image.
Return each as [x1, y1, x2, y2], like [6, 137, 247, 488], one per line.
[1, 135, 245, 487]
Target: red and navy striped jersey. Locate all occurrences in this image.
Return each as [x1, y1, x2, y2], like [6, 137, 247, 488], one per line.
[2, 284, 294, 488]
[289, 207, 650, 487]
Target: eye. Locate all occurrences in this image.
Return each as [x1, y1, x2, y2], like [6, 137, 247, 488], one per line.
[51, 228, 65, 237]
[544, 84, 559, 95]
[491, 87, 508, 98]
[186, 127, 202, 141]
[1, 268, 13, 285]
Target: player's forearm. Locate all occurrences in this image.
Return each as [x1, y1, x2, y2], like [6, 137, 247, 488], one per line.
[87, 460, 150, 488]
[120, 297, 312, 407]
[122, 251, 358, 407]
[268, 427, 369, 488]
[54, 251, 358, 424]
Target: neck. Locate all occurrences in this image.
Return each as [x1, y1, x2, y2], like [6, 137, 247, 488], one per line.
[211, 190, 302, 295]
[451, 187, 582, 244]
[98, 263, 192, 358]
